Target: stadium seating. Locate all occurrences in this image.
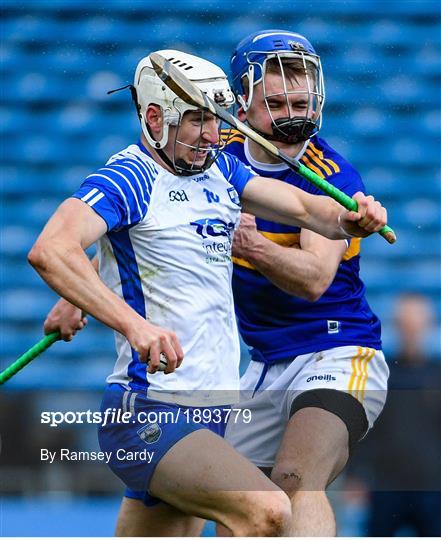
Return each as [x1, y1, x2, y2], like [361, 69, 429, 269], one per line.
[1, 1, 440, 389]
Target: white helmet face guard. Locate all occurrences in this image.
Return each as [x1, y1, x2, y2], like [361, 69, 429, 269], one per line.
[170, 108, 225, 176]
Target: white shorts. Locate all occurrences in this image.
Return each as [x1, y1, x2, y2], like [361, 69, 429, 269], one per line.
[225, 345, 389, 468]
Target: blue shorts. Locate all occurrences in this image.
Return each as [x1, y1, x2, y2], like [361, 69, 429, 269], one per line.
[98, 384, 230, 506]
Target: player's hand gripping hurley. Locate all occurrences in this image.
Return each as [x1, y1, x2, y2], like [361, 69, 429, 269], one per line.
[0, 330, 168, 385]
[150, 52, 396, 244]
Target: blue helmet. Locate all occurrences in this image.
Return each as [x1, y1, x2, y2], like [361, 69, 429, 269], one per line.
[230, 30, 325, 143]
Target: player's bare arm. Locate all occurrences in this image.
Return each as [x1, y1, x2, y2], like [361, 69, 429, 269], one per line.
[232, 213, 346, 301]
[241, 176, 387, 240]
[28, 198, 183, 373]
[44, 256, 99, 341]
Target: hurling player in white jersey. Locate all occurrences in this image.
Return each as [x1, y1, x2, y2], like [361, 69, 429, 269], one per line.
[33, 50, 388, 536]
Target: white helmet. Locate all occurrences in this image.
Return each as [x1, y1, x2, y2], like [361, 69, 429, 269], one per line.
[133, 50, 235, 151]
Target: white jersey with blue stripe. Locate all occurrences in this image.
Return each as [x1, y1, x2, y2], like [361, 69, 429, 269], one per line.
[73, 142, 256, 406]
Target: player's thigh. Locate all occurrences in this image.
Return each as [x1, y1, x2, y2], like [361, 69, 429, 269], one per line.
[116, 496, 205, 537]
[149, 428, 286, 530]
[272, 405, 350, 492]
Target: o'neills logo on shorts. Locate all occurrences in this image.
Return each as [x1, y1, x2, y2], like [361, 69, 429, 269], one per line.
[306, 374, 336, 383]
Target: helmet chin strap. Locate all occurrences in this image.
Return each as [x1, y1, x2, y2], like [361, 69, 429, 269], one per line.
[174, 157, 211, 176]
[154, 144, 212, 177]
[248, 116, 318, 144]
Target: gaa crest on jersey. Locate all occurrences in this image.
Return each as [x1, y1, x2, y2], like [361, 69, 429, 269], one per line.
[137, 423, 162, 444]
[169, 190, 189, 202]
[227, 187, 240, 205]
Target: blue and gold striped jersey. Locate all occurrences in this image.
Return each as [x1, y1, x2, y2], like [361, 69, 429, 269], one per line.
[223, 130, 382, 363]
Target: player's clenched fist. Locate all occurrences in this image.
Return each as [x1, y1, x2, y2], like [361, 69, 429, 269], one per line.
[339, 192, 387, 238]
[125, 319, 184, 375]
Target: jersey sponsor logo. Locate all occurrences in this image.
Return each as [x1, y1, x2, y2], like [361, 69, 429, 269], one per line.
[327, 320, 341, 334]
[203, 188, 220, 203]
[190, 218, 234, 264]
[306, 374, 336, 383]
[227, 187, 240, 205]
[137, 423, 162, 444]
[169, 190, 189, 202]
[190, 218, 234, 240]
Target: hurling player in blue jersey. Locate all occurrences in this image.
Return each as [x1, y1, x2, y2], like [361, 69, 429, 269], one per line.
[219, 30, 390, 536]
[34, 49, 387, 536]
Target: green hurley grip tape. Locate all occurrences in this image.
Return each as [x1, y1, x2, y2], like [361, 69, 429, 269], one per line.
[297, 164, 396, 244]
[0, 331, 60, 385]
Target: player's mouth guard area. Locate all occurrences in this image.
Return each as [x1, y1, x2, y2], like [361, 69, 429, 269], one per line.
[248, 115, 319, 145]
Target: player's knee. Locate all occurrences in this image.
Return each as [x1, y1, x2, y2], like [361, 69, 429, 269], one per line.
[262, 491, 292, 537]
[270, 462, 306, 497]
[115, 511, 133, 537]
[271, 456, 346, 496]
[260, 491, 292, 537]
[271, 459, 337, 495]
[238, 491, 291, 537]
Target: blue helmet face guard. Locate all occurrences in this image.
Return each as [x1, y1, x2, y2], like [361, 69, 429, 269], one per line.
[231, 30, 325, 144]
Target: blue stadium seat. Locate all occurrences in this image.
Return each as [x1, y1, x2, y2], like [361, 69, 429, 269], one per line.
[421, 111, 441, 136]
[14, 72, 58, 102]
[362, 229, 441, 259]
[85, 71, 125, 101]
[0, 323, 48, 357]
[403, 199, 441, 230]
[60, 165, 98, 193]
[0, 262, 48, 290]
[0, 106, 27, 136]
[348, 107, 387, 136]
[51, 106, 97, 135]
[2, 288, 58, 322]
[70, 17, 133, 45]
[0, 226, 39, 258]
[28, 47, 94, 75]
[3, 16, 61, 44]
[0, 167, 72, 196]
[380, 75, 428, 105]
[0, 43, 27, 71]
[21, 135, 69, 164]
[362, 166, 440, 198]
[362, 260, 441, 295]
[21, 198, 60, 228]
[390, 137, 438, 167]
[413, 44, 441, 76]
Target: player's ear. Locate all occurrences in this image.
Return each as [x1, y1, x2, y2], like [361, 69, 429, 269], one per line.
[146, 104, 163, 135]
[237, 101, 247, 122]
